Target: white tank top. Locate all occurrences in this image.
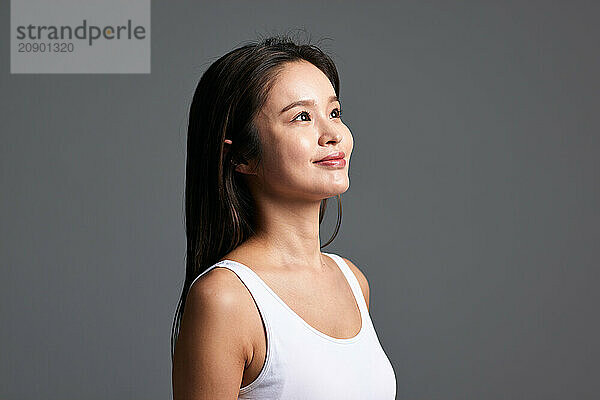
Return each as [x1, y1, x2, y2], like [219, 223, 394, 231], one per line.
[190, 252, 397, 399]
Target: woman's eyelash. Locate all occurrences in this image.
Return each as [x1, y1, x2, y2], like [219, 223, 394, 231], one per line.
[292, 107, 343, 122]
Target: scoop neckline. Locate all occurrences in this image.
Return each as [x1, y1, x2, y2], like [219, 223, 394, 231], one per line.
[217, 253, 365, 344]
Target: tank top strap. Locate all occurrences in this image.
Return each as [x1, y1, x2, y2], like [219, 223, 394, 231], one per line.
[322, 252, 370, 320]
[188, 260, 278, 329]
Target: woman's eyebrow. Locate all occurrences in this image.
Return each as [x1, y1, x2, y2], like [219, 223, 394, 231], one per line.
[279, 95, 339, 115]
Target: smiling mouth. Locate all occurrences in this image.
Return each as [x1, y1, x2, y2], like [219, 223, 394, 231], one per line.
[313, 157, 344, 163]
[313, 151, 346, 163]
[313, 158, 347, 168]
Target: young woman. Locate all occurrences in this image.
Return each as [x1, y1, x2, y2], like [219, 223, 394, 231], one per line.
[171, 35, 397, 399]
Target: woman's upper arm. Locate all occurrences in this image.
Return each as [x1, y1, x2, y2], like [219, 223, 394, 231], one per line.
[172, 269, 252, 400]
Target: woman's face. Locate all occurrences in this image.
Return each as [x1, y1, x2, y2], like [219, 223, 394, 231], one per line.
[245, 60, 353, 201]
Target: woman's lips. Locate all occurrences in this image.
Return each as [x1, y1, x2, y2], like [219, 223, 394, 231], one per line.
[315, 151, 345, 162]
[314, 158, 346, 168]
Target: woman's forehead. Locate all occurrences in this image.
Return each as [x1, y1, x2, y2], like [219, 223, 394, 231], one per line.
[264, 61, 336, 111]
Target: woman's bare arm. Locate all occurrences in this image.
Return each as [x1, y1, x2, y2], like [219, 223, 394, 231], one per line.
[172, 269, 253, 400]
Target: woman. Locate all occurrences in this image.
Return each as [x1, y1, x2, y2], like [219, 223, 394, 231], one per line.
[171, 35, 397, 399]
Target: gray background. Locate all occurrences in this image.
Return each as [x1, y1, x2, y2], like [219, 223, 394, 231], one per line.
[1, 1, 599, 399]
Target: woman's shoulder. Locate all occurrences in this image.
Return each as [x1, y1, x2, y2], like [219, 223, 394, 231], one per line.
[185, 266, 258, 358]
[186, 266, 258, 338]
[188, 265, 247, 305]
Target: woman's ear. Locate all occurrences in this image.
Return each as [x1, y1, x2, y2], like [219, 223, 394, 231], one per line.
[234, 160, 258, 176]
[225, 139, 258, 176]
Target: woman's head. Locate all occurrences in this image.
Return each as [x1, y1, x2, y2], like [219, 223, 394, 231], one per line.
[237, 59, 353, 202]
[172, 34, 349, 359]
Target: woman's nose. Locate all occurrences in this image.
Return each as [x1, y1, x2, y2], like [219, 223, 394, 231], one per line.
[317, 118, 343, 145]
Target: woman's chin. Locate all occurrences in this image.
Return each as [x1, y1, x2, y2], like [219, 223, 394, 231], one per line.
[324, 182, 350, 197]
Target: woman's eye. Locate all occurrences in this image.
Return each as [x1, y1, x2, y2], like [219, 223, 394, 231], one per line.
[293, 111, 311, 122]
[292, 108, 342, 122]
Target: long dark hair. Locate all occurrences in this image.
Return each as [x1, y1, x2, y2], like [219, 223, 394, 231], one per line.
[171, 34, 343, 360]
